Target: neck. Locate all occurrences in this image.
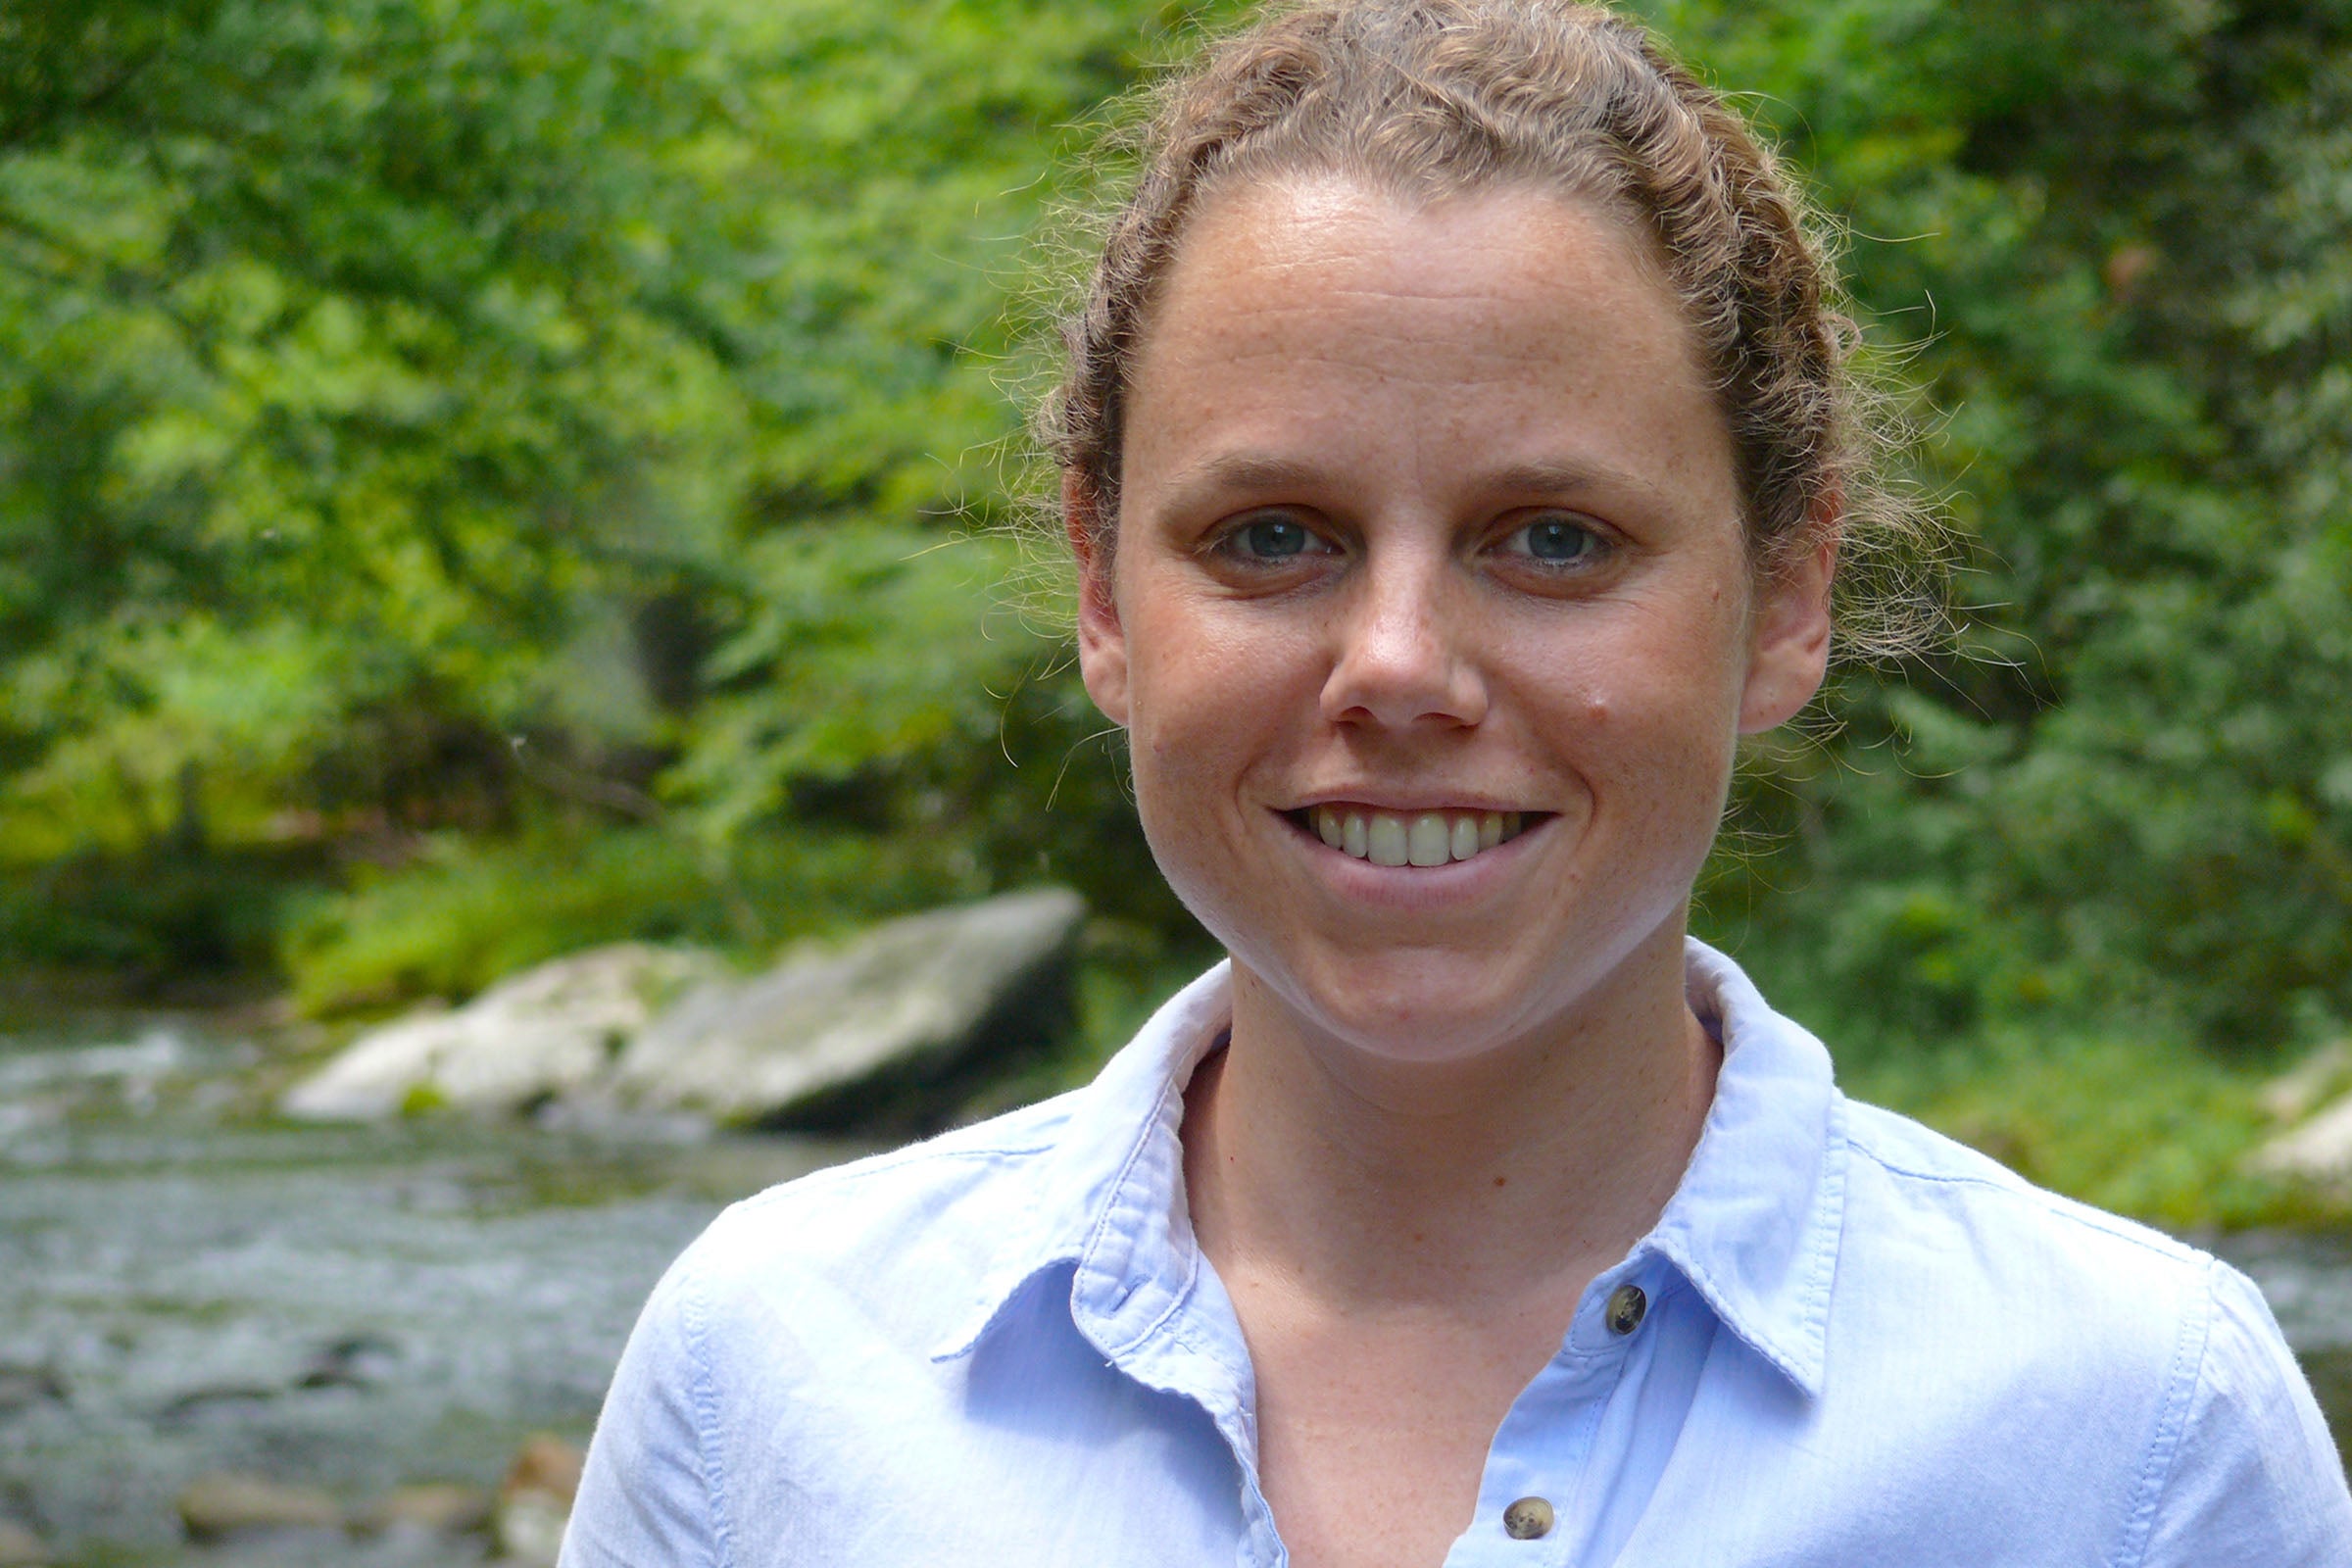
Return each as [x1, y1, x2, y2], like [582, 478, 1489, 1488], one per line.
[1182, 921, 1719, 1312]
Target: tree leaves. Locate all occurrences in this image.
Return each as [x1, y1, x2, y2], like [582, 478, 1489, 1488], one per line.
[4, 0, 2347, 1052]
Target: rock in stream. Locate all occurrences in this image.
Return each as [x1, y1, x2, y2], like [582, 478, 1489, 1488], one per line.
[280, 888, 1086, 1133]
[612, 886, 1085, 1130]
[279, 945, 728, 1121]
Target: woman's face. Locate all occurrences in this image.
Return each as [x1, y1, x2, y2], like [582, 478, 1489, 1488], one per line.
[1075, 175, 1831, 1063]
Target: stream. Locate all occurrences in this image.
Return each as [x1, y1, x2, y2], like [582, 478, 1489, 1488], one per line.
[3, 1008, 2349, 1565]
[0, 1007, 862, 1565]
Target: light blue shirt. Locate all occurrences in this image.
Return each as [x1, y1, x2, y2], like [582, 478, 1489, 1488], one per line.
[562, 942, 2352, 1566]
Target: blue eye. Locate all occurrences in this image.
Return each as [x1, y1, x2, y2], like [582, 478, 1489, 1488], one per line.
[1233, 515, 1315, 559]
[1510, 515, 1601, 564]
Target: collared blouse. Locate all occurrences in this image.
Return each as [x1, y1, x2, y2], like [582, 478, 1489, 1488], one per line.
[561, 942, 2352, 1566]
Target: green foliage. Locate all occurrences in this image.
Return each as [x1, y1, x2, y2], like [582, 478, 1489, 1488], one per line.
[279, 823, 992, 1015]
[4, 0, 2351, 1219]
[1680, 0, 2352, 1060]
[0, 844, 313, 981]
[0, 0, 1182, 982]
[1847, 1029, 2307, 1230]
[0, 0, 754, 859]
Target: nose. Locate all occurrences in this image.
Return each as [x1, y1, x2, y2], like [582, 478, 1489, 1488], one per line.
[1318, 548, 1489, 730]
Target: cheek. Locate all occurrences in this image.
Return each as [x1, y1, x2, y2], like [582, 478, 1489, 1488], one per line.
[1523, 600, 1748, 794]
[1124, 602, 1319, 734]
[1115, 609, 1261, 813]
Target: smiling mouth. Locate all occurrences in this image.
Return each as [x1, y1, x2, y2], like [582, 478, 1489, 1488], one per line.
[1288, 806, 1537, 867]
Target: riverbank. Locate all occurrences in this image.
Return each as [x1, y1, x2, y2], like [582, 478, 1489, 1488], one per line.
[0, 1004, 864, 1566]
[4, 983, 2348, 1565]
[1844, 1027, 2343, 1233]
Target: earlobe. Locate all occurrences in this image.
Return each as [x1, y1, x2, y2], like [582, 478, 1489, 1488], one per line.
[1064, 473, 1131, 727]
[1738, 518, 1837, 735]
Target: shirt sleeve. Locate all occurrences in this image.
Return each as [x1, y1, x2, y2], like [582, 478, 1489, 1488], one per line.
[2135, 1259, 2352, 1567]
[560, 1253, 729, 1568]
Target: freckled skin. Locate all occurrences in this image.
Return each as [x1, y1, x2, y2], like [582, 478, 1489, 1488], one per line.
[1071, 176, 1834, 1568]
[1077, 176, 1829, 1070]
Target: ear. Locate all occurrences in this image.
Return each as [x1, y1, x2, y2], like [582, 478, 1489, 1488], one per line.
[1738, 507, 1837, 735]
[1065, 472, 1131, 727]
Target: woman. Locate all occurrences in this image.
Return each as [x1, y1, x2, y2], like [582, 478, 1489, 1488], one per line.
[562, 3, 2352, 1563]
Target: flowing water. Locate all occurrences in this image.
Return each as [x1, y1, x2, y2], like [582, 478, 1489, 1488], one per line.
[2, 1009, 2348, 1565]
[0, 1008, 862, 1565]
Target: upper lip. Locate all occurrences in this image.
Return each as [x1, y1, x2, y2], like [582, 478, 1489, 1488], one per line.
[1280, 790, 1543, 814]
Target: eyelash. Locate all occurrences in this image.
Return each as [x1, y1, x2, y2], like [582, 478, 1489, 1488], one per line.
[1210, 510, 1613, 575]
[1211, 513, 1336, 566]
[1494, 514, 1610, 570]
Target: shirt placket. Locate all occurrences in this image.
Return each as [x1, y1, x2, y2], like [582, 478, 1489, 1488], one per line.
[1444, 1266, 1666, 1568]
[1072, 1106, 1284, 1568]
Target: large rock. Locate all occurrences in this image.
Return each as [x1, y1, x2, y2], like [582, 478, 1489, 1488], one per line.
[2249, 1039, 2352, 1187]
[612, 887, 1085, 1131]
[279, 944, 727, 1121]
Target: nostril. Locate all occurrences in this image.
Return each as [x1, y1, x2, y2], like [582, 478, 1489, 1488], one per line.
[1320, 624, 1488, 729]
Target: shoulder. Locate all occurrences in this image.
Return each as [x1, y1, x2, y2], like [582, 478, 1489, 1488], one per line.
[559, 1096, 1102, 1568]
[668, 1089, 1084, 1321]
[1827, 1096, 2352, 1561]
[1839, 1094, 2202, 1273]
[2134, 1256, 2352, 1563]
[1833, 1094, 2214, 1368]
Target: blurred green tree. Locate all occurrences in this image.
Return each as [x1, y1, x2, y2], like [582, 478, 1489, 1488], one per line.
[1, 0, 2346, 1070]
[0, 0, 760, 859]
[0, 0, 1185, 987]
[1674, 0, 2352, 1056]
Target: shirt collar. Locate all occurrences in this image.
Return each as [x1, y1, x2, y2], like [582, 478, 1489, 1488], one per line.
[1639, 939, 1846, 1397]
[935, 941, 1846, 1399]
[932, 960, 1234, 1364]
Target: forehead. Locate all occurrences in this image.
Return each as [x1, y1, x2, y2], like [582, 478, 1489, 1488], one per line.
[1121, 174, 1736, 527]
[1165, 171, 1681, 321]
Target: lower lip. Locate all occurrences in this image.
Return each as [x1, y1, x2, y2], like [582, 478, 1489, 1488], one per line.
[1278, 810, 1548, 904]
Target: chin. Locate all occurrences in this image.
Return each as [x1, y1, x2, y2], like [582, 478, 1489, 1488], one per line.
[1235, 941, 1576, 1061]
[1207, 879, 1701, 1065]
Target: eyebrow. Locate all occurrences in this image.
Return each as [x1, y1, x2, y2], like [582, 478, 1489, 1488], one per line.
[1158, 451, 1668, 508]
[1479, 458, 1671, 504]
[1160, 452, 1324, 499]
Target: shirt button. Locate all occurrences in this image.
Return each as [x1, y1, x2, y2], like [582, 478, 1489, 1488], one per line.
[1502, 1496, 1555, 1540]
[1605, 1283, 1647, 1336]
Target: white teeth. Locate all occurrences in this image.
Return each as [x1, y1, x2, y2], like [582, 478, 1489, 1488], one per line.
[1307, 806, 1528, 867]
[1407, 814, 1449, 866]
